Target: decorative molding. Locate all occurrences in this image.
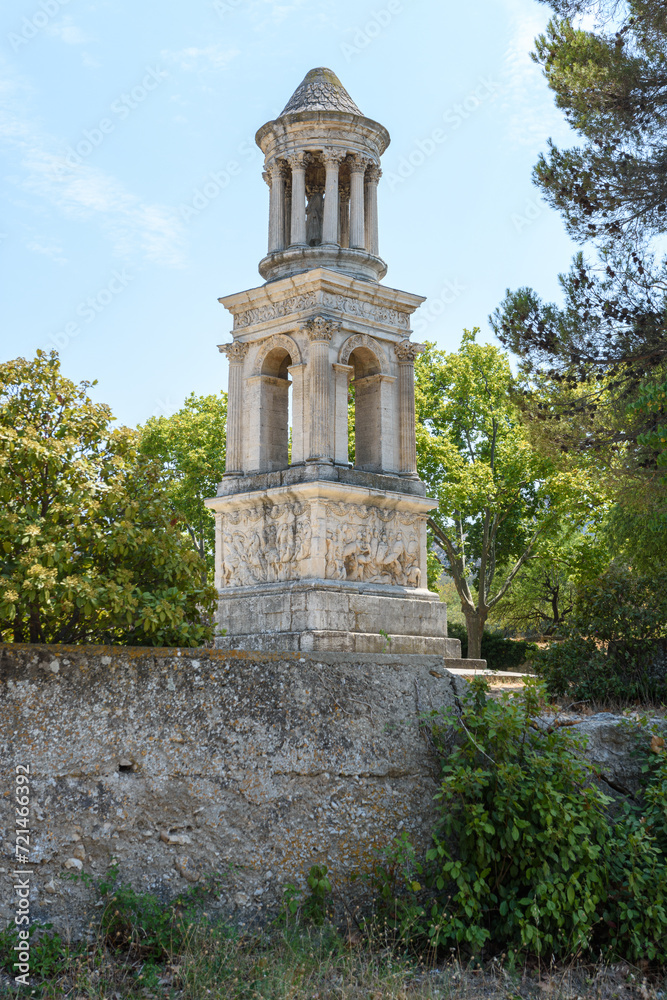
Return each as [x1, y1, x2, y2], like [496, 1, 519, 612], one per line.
[395, 340, 426, 363]
[301, 315, 342, 342]
[219, 342, 249, 363]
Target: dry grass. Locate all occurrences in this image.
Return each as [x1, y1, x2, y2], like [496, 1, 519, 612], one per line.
[2, 923, 666, 1000]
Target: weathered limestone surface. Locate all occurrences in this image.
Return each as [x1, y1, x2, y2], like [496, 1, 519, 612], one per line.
[0, 644, 468, 937]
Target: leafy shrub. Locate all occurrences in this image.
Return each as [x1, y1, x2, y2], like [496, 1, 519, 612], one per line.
[279, 865, 333, 926]
[447, 622, 537, 670]
[0, 921, 83, 984]
[385, 680, 667, 962]
[535, 568, 667, 702]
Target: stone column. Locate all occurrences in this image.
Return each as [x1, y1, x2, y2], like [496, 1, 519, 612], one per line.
[333, 362, 354, 466]
[365, 164, 381, 256]
[283, 178, 292, 248]
[219, 341, 249, 477]
[302, 316, 341, 464]
[322, 148, 344, 245]
[267, 160, 287, 253]
[288, 152, 309, 246]
[339, 183, 350, 248]
[349, 156, 368, 250]
[395, 340, 425, 477]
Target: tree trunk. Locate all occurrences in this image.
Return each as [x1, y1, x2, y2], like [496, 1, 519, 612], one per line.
[464, 609, 487, 659]
[13, 612, 25, 644]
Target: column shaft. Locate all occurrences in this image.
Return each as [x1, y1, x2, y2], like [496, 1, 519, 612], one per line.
[395, 341, 425, 477]
[219, 342, 248, 476]
[349, 159, 367, 249]
[268, 162, 286, 253]
[398, 363, 417, 476]
[322, 151, 342, 244]
[339, 188, 350, 248]
[288, 154, 308, 245]
[303, 317, 340, 463]
[365, 165, 381, 256]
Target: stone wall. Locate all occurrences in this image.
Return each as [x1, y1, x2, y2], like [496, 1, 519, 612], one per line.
[0, 644, 467, 938]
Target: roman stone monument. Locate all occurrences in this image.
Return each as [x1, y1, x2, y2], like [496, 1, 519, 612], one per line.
[206, 67, 461, 658]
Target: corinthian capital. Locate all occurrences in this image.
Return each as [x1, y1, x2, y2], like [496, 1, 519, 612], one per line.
[286, 151, 312, 171]
[365, 164, 382, 184]
[395, 340, 425, 363]
[322, 147, 347, 166]
[219, 341, 249, 363]
[349, 153, 373, 174]
[301, 316, 342, 342]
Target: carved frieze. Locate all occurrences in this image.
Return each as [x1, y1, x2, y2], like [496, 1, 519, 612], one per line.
[220, 502, 312, 587]
[325, 503, 422, 588]
[233, 292, 318, 330]
[320, 293, 410, 329]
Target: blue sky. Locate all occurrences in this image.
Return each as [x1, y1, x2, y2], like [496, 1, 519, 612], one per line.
[0, 0, 577, 427]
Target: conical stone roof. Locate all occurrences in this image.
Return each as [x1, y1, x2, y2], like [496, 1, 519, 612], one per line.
[280, 67, 363, 117]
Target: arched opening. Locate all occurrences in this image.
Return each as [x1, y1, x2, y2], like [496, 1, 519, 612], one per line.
[349, 345, 383, 472]
[259, 346, 292, 471]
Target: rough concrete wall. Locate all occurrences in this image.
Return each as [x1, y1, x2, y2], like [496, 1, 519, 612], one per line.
[0, 644, 467, 938]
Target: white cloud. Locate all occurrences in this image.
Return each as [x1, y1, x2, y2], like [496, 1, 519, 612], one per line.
[0, 68, 186, 268]
[161, 45, 239, 73]
[49, 23, 94, 45]
[499, 0, 573, 152]
[26, 238, 68, 264]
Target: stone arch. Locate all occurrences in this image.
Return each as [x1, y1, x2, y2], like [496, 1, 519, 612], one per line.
[338, 333, 389, 373]
[252, 334, 302, 376]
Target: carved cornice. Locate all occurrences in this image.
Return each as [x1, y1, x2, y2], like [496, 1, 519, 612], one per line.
[395, 340, 426, 363]
[219, 341, 249, 363]
[301, 316, 342, 342]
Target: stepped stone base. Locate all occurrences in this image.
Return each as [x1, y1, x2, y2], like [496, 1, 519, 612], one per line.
[215, 580, 460, 655]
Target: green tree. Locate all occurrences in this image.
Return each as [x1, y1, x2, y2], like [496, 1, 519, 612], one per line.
[0, 351, 216, 646]
[139, 392, 227, 579]
[489, 524, 609, 636]
[416, 332, 602, 659]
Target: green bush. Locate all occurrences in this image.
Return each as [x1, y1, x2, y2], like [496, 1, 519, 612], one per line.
[535, 568, 667, 702]
[386, 679, 667, 962]
[447, 622, 537, 670]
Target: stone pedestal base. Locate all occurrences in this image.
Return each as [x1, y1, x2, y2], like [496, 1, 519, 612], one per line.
[215, 580, 461, 655]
